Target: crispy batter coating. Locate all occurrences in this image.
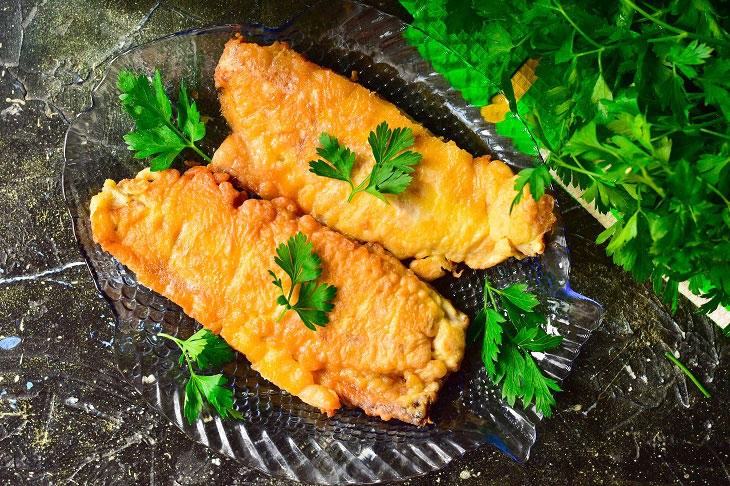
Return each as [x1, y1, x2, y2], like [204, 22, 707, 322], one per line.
[90, 166, 468, 425]
[212, 40, 556, 280]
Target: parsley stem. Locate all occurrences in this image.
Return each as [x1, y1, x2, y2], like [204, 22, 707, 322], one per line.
[484, 278, 499, 311]
[347, 186, 364, 202]
[158, 332, 196, 377]
[624, 0, 730, 49]
[638, 168, 665, 198]
[664, 352, 711, 398]
[573, 47, 603, 58]
[597, 50, 603, 74]
[185, 349, 196, 376]
[160, 115, 212, 163]
[344, 181, 357, 202]
[647, 33, 687, 43]
[572, 31, 688, 61]
[572, 33, 674, 60]
[700, 129, 730, 141]
[347, 177, 371, 202]
[654, 118, 724, 132]
[158, 332, 182, 346]
[708, 183, 730, 210]
[553, 159, 610, 181]
[551, 0, 603, 49]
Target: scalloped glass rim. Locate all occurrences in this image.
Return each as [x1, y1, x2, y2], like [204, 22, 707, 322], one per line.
[62, 1, 603, 483]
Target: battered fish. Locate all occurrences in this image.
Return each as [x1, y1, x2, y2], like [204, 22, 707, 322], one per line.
[212, 40, 556, 280]
[90, 166, 468, 425]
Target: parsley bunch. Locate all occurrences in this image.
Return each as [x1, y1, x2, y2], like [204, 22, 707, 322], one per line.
[269, 232, 338, 331]
[118, 70, 210, 170]
[309, 121, 422, 203]
[158, 329, 243, 424]
[401, 0, 730, 320]
[468, 277, 563, 417]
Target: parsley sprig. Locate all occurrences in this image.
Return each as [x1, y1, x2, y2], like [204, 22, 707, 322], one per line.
[118, 69, 211, 171]
[157, 329, 243, 424]
[468, 277, 563, 417]
[308, 121, 422, 203]
[269, 232, 338, 331]
[401, 0, 730, 320]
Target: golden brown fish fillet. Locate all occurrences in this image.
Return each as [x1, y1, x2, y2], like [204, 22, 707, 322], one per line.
[90, 166, 468, 425]
[212, 39, 556, 280]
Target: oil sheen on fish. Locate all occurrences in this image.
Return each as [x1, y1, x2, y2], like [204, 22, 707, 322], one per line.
[90, 166, 468, 425]
[212, 39, 556, 281]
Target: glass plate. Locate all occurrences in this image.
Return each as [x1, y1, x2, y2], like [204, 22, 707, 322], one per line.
[63, 1, 603, 483]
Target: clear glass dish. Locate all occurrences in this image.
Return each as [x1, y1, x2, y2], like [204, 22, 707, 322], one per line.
[63, 1, 603, 483]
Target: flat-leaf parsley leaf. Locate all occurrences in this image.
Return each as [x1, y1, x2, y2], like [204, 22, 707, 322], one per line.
[400, 0, 730, 322]
[157, 329, 242, 424]
[269, 232, 338, 331]
[118, 70, 211, 170]
[469, 277, 563, 417]
[309, 121, 422, 203]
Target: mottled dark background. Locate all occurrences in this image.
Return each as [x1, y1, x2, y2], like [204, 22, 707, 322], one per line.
[0, 1, 728, 484]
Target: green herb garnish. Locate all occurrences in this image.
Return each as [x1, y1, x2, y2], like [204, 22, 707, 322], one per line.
[400, 0, 730, 319]
[118, 69, 210, 170]
[468, 277, 563, 417]
[665, 352, 711, 398]
[269, 232, 338, 331]
[157, 329, 243, 424]
[308, 121, 422, 203]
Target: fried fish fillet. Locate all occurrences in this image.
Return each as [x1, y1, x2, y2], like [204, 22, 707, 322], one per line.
[212, 39, 556, 281]
[90, 166, 468, 425]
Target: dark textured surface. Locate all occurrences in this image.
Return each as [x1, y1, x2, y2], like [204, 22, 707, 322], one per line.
[0, 1, 728, 484]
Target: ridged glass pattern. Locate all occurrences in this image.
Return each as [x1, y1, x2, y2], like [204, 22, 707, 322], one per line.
[63, 1, 603, 483]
